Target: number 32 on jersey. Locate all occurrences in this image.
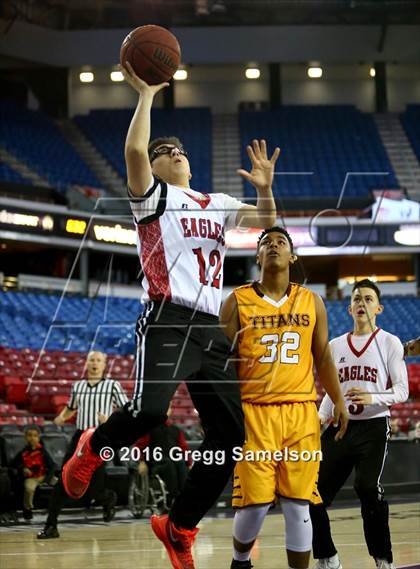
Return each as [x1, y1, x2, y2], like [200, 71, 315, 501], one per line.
[259, 332, 301, 364]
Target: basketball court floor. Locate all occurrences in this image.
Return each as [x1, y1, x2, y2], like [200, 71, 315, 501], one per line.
[0, 501, 419, 569]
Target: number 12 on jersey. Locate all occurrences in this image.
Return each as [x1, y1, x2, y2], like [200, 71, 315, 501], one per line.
[259, 332, 301, 364]
[192, 247, 222, 289]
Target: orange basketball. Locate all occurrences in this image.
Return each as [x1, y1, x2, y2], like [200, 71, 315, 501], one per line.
[120, 25, 181, 85]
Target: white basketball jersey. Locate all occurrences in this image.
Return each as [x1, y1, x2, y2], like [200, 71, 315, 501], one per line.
[129, 176, 244, 316]
[319, 328, 408, 421]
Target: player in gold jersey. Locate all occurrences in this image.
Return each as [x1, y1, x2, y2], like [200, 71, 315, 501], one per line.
[220, 227, 348, 569]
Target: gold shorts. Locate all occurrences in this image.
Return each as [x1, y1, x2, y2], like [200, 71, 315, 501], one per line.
[232, 401, 322, 508]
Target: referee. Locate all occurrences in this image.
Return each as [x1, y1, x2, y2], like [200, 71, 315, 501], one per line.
[37, 351, 128, 539]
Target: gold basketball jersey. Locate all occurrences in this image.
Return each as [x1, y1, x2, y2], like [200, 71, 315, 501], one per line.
[233, 282, 317, 404]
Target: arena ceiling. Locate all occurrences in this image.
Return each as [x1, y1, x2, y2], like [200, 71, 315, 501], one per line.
[1, 0, 420, 30]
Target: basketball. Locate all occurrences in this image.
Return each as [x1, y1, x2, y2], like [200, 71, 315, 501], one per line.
[120, 25, 181, 85]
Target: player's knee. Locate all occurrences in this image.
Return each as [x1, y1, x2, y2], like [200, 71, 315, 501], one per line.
[281, 498, 313, 552]
[354, 483, 383, 504]
[233, 505, 269, 547]
[143, 410, 167, 428]
[356, 485, 389, 518]
[127, 405, 167, 429]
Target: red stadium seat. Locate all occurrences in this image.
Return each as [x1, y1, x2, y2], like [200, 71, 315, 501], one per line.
[399, 418, 412, 433]
[0, 367, 15, 377]
[51, 395, 70, 414]
[3, 376, 24, 388]
[0, 403, 17, 413]
[7, 409, 30, 417]
[399, 408, 412, 418]
[30, 394, 55, 414]
[32, 416, 45, 426]
[6, 383, 29, 405]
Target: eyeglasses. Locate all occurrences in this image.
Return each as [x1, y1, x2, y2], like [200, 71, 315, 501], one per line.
[150, 145, 188, 163]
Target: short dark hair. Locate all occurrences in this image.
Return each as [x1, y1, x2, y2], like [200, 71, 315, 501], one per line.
[257, 226, 294, 252]
[352, 278, 381, 302]
[24, 424, 41, 435]
[148, 137, 184, 160]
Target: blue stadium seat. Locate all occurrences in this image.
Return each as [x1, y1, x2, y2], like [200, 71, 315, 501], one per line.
[0, 162, 27, 185]
[239, 106, 398, 199]
[0, 291, 142, 354]
[74, 107, 212, 192]
[325, 296, 420, 343]
[0, 101, 102, 192]
[0, 291, 418, 355]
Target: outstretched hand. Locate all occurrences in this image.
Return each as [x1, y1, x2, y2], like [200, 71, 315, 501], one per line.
[120, 62, 169, 97]
[237, 139, 280, 192]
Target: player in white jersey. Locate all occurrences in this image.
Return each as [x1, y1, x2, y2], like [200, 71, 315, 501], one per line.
[310, 279, 409, 569]
[62, 63, 280, 569]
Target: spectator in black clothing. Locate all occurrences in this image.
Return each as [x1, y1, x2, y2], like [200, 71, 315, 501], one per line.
[0, 436, 17, 524]
[11, 425, 56, 520]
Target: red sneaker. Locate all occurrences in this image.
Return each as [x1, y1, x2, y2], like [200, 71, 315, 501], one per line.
[62, 427, 103, 499]
[151, 514, 199, 569]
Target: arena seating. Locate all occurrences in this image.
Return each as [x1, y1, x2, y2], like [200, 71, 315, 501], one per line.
[326, 295, 420, 342]
[0, 162, 26, 185]
[1, 291, 418, 355]
[0, 345, 199, 426]
[1, 103, 403, 201]
[0, 291, 141, 353]
[0, 101, 102, 191]
[401, 104, 420, 161]
[0, 290, 419, 431]
[239, 106, 398, 199]
[74, 107, 212, 191]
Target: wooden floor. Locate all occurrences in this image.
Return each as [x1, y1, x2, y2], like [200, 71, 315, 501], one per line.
[0, 502, 419, 569]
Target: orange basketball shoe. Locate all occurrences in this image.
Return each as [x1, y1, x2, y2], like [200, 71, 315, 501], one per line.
[151, 514, 199, 569]
[62, 427, 103, 499]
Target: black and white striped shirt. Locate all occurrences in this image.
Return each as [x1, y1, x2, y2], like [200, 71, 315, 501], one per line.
[67, 378, 128, 430]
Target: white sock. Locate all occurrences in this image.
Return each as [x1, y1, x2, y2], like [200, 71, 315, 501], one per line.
[327, 554, 340, 568]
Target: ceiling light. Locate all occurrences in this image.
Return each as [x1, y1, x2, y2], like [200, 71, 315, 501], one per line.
[79, 71, 94, 83]
[174, 69, 188, 80]
[307, 66, 322, 79]
[212, 0, 227, 13]
[110, 70, 124, 82]
[245, 67, 260, 80]
[369, 67, 376, 77]
[195, 0, 209, 16]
